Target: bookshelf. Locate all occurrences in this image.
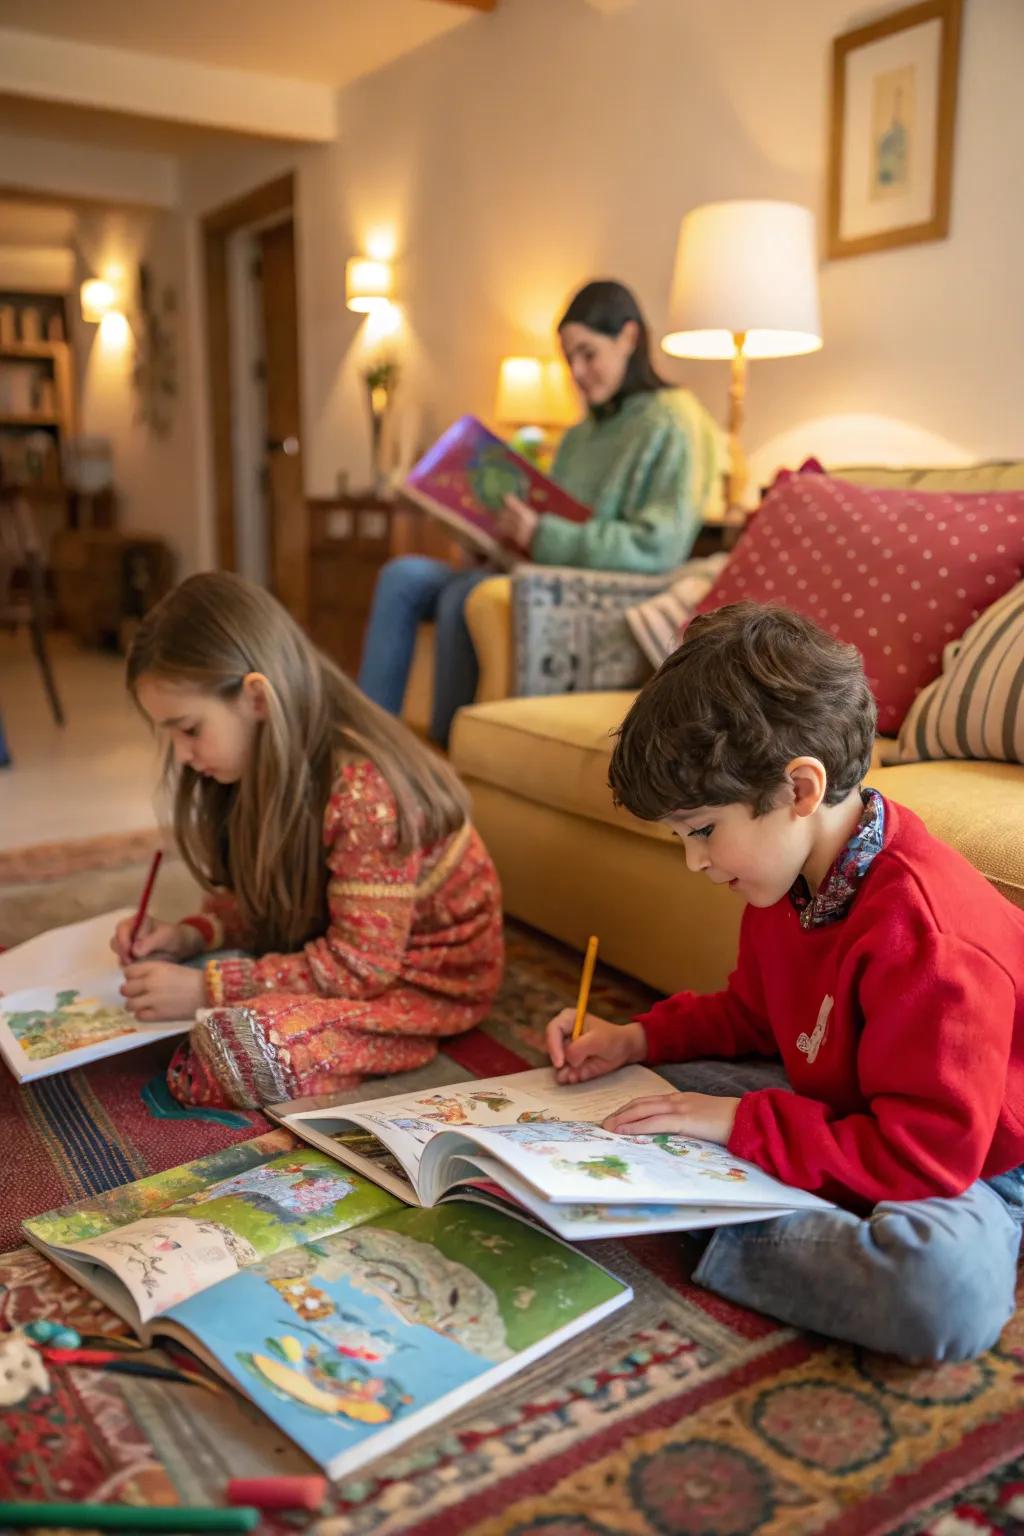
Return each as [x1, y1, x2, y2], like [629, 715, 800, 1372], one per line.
[0, 295, 78, 566]
[0, 297, 76, 479]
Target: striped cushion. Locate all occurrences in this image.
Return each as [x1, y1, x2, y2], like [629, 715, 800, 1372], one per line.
[894, 580, 1024, 763]
[624, 551, 730, 668]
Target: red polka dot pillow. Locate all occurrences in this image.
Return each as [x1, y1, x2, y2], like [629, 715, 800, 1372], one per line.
[693, 475, 1024, 734]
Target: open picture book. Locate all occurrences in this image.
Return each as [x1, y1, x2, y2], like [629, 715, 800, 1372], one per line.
[403, 414, 590, 565]
[271, 1064, 834, 1240]
[23, 1130, 630, 1481]
[0, 909, 191, 1083]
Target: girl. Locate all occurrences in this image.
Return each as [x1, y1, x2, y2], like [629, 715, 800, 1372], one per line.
[357, 278, 725, 747]
[112, 572, 503, 1108]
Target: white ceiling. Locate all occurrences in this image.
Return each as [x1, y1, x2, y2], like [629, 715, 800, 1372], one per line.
[0, 0, 475, 87]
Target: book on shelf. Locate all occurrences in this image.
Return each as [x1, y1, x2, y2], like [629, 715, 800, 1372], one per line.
[0, 911, 190, 1084]
[270, 1063, 834, 1242]
[402, 414, 589, 565]
[23, 1131, 630, 1481]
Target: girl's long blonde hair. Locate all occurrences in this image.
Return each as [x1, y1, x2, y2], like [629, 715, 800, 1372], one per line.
[127, 571, 470, 953]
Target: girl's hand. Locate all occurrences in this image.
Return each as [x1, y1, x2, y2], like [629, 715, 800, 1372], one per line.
[603, 1090, 741, 1146]
[546, 1010, 647, 1085]
[121, 961, 206, 1022]
[111, 916, 203, 966]
[495, 494, 539, 550]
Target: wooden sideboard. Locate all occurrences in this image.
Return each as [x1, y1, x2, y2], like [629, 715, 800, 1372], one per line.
[307, 494, 470, 676]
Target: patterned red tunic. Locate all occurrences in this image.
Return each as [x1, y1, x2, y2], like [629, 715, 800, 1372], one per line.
[166, 757, 504, 1108]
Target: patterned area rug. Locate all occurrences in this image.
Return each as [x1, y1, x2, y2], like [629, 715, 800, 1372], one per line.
[0, 828, 166, 885]
[0, 830, 199, 951]
[3, 840, 1024, 1532]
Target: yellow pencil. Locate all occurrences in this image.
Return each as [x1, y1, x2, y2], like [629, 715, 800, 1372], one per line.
[571, 935, 600, 1041]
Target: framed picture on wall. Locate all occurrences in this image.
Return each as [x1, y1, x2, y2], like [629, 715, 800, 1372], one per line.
[827, 0, 963, 260]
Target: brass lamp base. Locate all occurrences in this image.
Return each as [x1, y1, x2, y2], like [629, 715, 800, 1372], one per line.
[726, 329, 749, 520]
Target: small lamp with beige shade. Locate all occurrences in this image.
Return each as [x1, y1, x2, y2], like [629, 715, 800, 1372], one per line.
[494, 355, 578, 465]
[662, 199, 822, 517]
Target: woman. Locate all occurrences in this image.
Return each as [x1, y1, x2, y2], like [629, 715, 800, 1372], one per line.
[358, 279, 725, 747]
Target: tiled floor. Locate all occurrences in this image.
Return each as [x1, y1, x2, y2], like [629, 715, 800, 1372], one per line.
[0, 631, 161, 848]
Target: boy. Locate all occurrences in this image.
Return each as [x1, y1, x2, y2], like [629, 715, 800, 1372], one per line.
[547, 604, 1024, 1361]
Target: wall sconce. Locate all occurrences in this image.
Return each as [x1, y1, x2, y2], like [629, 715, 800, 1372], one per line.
[80, 278, 118, 324]
[345, 257, 394, 313]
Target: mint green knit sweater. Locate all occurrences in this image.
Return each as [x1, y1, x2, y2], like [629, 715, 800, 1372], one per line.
[533, 387, 725, 574]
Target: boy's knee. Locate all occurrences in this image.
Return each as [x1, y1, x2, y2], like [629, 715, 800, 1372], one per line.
[870, 1200, 1020, 1361]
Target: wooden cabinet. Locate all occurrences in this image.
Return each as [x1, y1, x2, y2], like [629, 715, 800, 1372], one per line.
[307, 495, 468, 676]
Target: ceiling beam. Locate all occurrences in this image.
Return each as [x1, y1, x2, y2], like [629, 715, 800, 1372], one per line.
[0, 129, 178, 208]
[0, 28, 337, 144]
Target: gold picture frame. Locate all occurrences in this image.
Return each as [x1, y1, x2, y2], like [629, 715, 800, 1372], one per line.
[827, 0, 963, 260]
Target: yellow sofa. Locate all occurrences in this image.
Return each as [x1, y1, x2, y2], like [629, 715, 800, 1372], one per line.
[448, 461, 1024, 994]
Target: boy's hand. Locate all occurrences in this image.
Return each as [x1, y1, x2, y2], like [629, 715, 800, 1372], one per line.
[121, 961, 205, 1022]
[546, 1010, 647, 1085]
[112, 916, 203, 966]
[603, 1090, 741, 1146]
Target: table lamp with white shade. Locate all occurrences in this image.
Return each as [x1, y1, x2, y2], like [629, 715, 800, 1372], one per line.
[662, 199, 822, 515]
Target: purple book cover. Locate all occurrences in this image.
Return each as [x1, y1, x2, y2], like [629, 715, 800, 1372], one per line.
[403, 415, 589, 562]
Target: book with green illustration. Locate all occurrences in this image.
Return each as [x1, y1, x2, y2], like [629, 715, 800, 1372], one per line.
[0, 910, 190, 1083]
[271, 1064, 836, 1240]
[403, 414, 590, 565]
[22, 1131, 630, 1480]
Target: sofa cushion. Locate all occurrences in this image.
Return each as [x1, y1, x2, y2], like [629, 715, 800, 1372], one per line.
[511, 567, 660, 697]
[624, 551, 730, 668]
[453, 692, 670, 843]
[693, 474, 1024, 735]
[871, 758, 1024, 906]
[833, 461, 1024, 495]
[453, 692, 1024, 907]
[893, 579, 1024, 766]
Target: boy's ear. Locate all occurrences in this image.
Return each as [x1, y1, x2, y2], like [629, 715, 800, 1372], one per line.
[786, 757, 827, 818]
[242, 672, 271, 720]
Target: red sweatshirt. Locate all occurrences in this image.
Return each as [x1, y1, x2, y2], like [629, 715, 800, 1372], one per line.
[637, 798, 1024, 1209]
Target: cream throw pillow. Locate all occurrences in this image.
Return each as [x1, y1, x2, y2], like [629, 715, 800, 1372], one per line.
[894, 579, 1024, 763]
[624, 551, 730, 669]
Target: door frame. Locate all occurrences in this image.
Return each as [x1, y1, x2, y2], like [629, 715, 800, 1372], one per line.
[202, 173, 295, 571]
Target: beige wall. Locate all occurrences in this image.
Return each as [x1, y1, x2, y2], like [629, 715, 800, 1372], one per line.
[70, 206, 200, 575]
[182, 0, 1024, 514]
[12, 0, 1018, 572]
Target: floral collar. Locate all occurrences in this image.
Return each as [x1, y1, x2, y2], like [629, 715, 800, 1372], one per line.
[788, 788, 885, 930]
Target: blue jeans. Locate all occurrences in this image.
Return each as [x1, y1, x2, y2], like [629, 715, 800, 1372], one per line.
[658, 1058, 1024, 1361]
[357, 557, 491, 748]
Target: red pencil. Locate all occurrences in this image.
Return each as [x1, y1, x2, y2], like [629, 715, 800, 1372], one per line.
[129, 848, 163, 957]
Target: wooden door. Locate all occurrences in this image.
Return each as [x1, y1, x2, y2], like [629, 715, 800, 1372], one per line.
[259, 220, 307, 623]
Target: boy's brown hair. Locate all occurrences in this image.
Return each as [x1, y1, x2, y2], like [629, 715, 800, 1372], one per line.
[609, 602, 877, 819]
